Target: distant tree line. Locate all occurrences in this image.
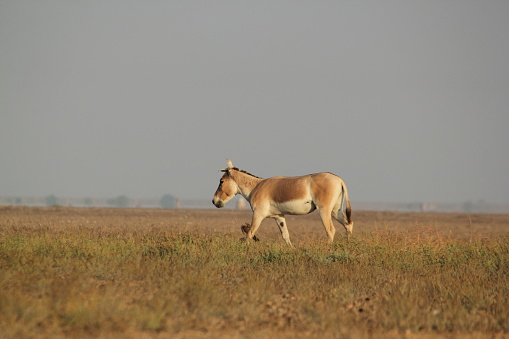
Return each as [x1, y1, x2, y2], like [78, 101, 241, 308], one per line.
[3, 195, 505, 213]
[105, 194, 178, 208]
[34, 194, 179, 208]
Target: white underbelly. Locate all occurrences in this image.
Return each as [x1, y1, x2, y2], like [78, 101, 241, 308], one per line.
[271, 199, 316, 215]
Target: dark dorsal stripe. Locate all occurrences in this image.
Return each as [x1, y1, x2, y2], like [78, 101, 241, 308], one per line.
[233, 168, 263, 179]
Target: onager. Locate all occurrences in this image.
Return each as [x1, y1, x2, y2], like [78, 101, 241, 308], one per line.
[212, 159, 353, 246]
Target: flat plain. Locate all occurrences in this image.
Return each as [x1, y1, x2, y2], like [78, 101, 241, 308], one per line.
[1, 206, 508, 338]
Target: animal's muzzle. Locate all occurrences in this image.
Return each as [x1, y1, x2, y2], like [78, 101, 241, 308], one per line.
[212, 198, 224, 208]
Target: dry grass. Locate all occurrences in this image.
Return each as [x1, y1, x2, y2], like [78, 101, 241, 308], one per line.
[1, 206, 508, 338]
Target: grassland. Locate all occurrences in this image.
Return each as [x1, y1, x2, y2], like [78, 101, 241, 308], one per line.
[1, 206, 508, 338]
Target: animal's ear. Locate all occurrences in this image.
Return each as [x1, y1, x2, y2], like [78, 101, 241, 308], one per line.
[219, 159, 234, 174]
[226, 159, 234, 169]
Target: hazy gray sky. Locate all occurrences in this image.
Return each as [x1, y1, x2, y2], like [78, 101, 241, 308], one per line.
[1, 1, 508, 204]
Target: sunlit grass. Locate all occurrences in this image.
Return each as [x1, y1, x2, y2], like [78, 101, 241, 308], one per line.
[1, 209, 508, 338]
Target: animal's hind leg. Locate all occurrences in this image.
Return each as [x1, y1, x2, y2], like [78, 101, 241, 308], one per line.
[332, 205, 353, 240]
[274, 215, 294, 247]
[318, 207, 336, 243]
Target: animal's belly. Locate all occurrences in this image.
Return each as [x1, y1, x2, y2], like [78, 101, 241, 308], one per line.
[272, 199, 316, 215]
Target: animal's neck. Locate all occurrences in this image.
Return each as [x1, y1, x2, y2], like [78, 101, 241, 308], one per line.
[231, 170, 263, 200]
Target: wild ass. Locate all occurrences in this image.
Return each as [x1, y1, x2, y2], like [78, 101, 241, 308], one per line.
[212, 159, 353, 246]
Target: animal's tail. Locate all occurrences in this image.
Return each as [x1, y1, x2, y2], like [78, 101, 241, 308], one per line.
[344, 185, 352, 224]
[341, 181, 353, 237]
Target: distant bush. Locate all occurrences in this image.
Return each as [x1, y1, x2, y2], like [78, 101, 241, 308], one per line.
[107, 195, 130, 208]
[160, 194, 177, 209]
[45, 194, 59, 206]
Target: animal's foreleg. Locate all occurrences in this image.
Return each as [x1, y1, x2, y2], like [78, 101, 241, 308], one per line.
[274, 216, 294, 247]
[241, 223, 259, 241]
[247, 214, 264, 242]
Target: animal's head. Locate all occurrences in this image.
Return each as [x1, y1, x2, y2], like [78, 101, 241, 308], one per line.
[212, 159, 240, 208]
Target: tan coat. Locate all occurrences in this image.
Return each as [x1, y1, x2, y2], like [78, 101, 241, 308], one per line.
[213, 159, 353, 246]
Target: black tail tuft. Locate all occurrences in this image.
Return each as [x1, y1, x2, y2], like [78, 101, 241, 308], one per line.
[346, 200, 352, 224]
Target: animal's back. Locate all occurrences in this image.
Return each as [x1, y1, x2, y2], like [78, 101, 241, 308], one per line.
[251, 175, 311, 204]
[309, 172, 344, 187]
[252, 172, 343, 204]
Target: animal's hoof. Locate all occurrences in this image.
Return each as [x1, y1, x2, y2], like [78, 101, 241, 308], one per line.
[241, 222, 251, 235]
[241, 223, 260, 242]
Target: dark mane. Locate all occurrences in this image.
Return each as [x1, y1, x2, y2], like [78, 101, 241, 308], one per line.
[233, 167, 263, 179]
